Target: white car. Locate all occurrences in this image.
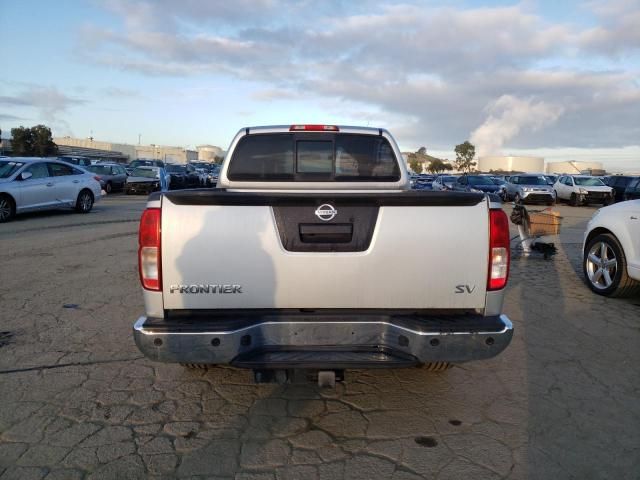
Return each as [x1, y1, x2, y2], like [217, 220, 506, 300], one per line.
[583, 200, 640, 296]
[553, 175, 613, 206]
[0, 157, 102, 223]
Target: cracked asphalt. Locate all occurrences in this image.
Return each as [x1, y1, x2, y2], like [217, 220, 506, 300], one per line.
[0, 195, 638, 479]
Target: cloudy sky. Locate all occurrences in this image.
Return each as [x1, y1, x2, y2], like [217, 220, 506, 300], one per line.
[1, 0, 639, 170]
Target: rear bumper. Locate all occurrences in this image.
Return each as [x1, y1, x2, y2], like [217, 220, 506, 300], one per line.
[133, 312, 513, 368]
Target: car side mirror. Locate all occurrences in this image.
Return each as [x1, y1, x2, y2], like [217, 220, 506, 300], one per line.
[18, 171, 33, 181]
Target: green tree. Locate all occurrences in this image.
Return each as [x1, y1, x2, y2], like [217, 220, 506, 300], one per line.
[408, 158, 422, 173]
[31, 125, 58, 156]
[426, 158, 453, 174]
[454, 141, 476, 173]
[10, 125, 58, 157]
[11, 126, 34, 156]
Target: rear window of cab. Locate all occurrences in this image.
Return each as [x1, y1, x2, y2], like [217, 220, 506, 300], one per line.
[227, 133, 400, 182]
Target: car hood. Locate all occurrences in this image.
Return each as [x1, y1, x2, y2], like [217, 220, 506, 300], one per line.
[127, 176, 158, 183]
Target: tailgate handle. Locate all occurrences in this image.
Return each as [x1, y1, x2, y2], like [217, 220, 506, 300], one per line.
[299, 223, 353, 243]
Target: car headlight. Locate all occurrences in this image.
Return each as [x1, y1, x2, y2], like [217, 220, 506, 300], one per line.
[522, 187, 532, 192]
[578, 188, 589, 194]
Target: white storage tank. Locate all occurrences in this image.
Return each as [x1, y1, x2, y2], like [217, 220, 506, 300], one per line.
[197, 145, 224, 162]
[478, 156, 544, 173]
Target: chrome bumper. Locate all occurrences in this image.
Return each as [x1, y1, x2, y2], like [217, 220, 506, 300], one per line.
[133, 313, 513, 368]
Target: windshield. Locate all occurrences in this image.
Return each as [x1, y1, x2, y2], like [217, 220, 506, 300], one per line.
[544, 175, 557, 185]
[491, 178, 506, 185]
[574, 177, 605, 186]
[87, 165, 112, 175]
[0, 160, 25, 178]
[166, 165, 186, 173]
[467, 176, 494, 186]
[519, 176, 548, 185]
[131, 168, 159, 178]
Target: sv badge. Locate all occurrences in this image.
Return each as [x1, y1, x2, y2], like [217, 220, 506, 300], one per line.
[455, 285, 476, 294]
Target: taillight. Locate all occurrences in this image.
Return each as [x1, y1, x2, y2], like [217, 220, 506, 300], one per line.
[138, 208, 161, 291]
[488, 209, 510, 290]
[289, 125, 339, 131]
[94, 176, 102, 182]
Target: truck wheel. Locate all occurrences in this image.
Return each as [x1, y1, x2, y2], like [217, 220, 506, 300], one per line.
[0, 195, 16, 223]
[583, 233, 639, 297]
[569, 193, 578, 206]
[181, 363, 210, 370]
[420, 362, 452, 372]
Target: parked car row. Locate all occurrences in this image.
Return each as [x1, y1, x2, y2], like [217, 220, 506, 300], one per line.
[414, 172, 639, 207]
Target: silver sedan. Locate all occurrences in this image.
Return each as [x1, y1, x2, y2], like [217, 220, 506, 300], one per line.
[0, 157, 102, 223]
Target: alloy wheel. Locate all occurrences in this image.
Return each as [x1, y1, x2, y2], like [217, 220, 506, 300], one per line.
[0, 198, 11, 221]
[80, 193, 92, 212]
[586, 241, 618, 289]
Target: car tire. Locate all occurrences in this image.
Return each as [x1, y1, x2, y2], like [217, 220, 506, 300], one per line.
[75, 190, 94, 213]
[583, 233, 639, 297]
[0, 194, 16, 223]
[105, 182, 112, 194]
[569, 193, 578, 206]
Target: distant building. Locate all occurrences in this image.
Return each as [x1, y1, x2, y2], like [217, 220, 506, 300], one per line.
[478, 156, 544, 173]
[545, 161, 604, 175]
[53, 137, 197, 164]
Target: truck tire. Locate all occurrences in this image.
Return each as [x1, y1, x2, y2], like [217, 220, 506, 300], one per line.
[420, 362, 452, 372]
[583, 233, 640, 297]
[181, 363, 210, 370]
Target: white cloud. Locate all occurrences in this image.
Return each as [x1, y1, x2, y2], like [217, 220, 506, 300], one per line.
[59, 1, 640, 152]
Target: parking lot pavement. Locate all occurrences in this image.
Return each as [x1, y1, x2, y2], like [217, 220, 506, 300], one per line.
[0, 198, 638, 480]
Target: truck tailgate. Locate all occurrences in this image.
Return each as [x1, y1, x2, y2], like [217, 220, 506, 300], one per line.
[160, 192, 489, 310]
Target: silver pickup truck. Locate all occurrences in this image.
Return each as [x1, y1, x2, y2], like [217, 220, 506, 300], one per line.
[133, 125, 513, 384]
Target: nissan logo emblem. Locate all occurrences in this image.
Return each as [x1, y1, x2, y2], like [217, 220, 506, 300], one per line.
[315, 203, 337, 221]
